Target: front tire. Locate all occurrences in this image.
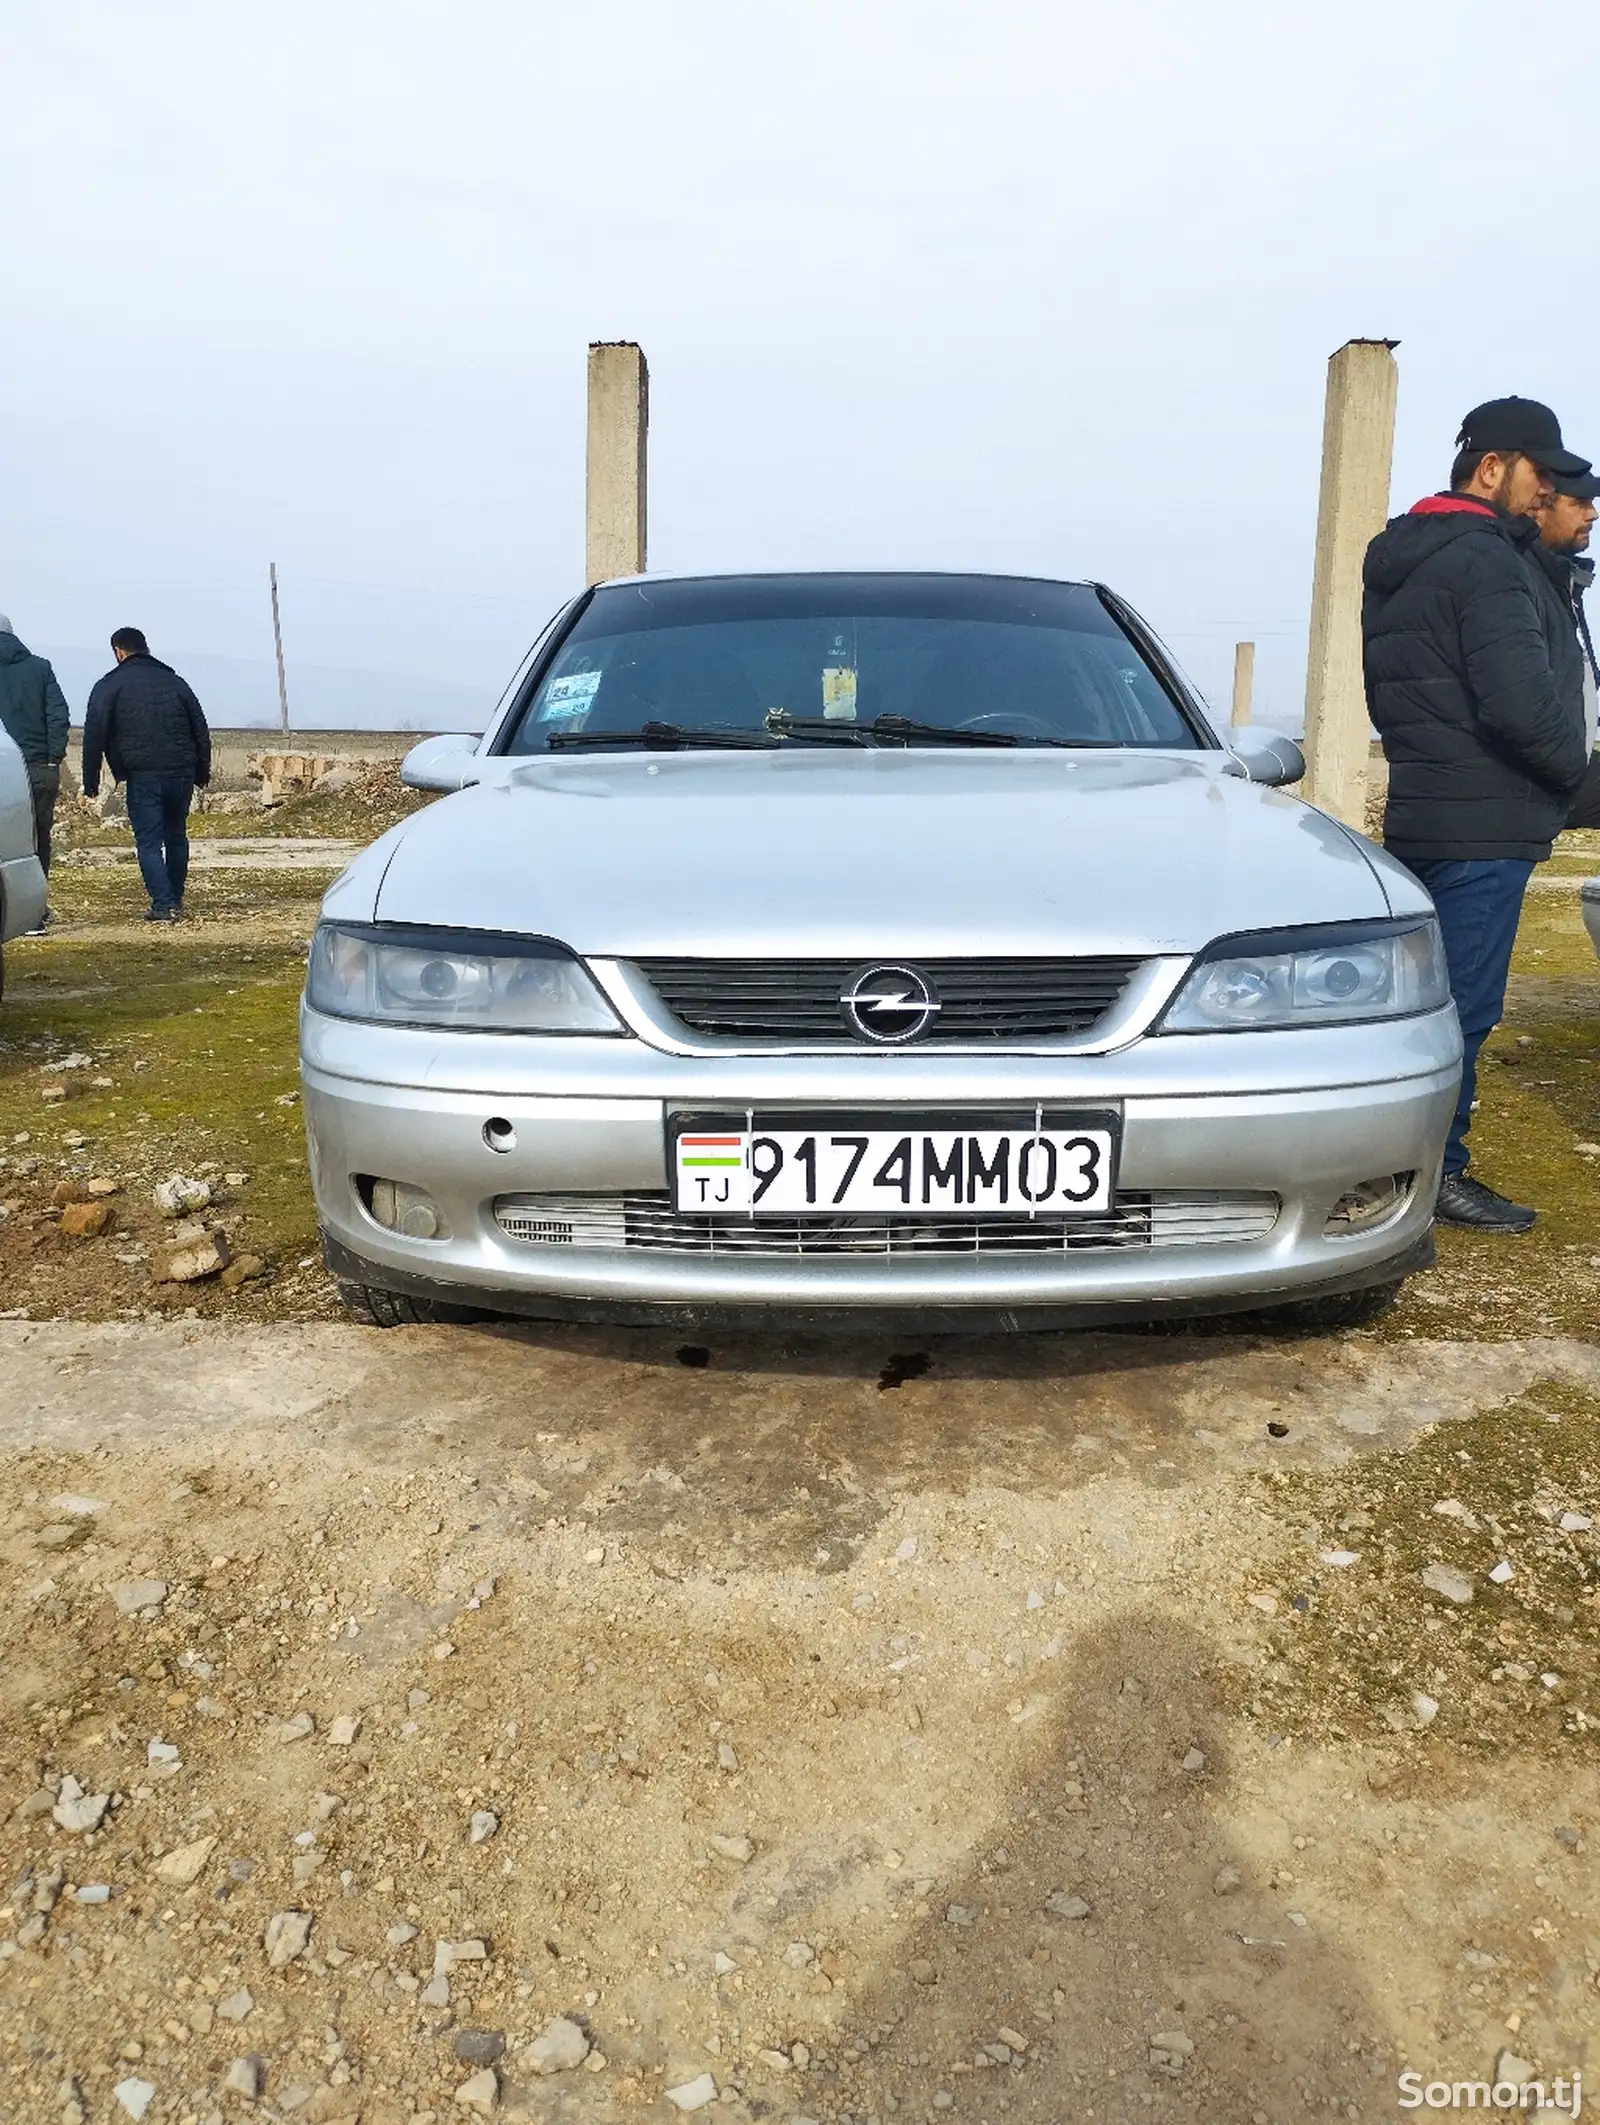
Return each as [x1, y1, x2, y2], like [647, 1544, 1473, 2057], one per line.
[1247, 1280, 1403, 1332]
[337, 1281, 483, 1328]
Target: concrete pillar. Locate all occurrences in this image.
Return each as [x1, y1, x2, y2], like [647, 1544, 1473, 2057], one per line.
[585, 342, 649, 586]
[1230, 641, 1255, 728]
[1300, 338, 1399, 827]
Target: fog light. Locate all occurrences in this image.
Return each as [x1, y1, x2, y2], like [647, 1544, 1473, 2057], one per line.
[1325, 1174, 1413, 1235]
[366, 1177, 448, 1241]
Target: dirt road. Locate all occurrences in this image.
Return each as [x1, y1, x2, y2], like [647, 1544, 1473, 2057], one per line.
[3, 1316, 1597, 2125]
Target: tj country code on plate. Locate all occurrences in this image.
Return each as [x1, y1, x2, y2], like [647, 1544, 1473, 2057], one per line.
[673, 1124, 1117, 1217]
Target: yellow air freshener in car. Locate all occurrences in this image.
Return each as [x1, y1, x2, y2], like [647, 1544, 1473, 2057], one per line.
[821, 639, 858, 722]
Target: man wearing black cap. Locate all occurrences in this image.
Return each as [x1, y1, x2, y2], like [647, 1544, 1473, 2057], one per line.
[1363, 397, 1591, 1233]
[1530, 469, 1600, 830]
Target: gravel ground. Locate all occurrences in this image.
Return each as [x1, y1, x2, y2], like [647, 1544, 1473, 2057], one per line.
[2, 1320, 1597, 2125]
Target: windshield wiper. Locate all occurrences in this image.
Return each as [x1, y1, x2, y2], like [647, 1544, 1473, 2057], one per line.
[867, 715, 1019, 747]
[545, 721, 779, 753]
[765, 711, 1017, 748]
[762, 710, 872, 744]
[545, 713, 1116, 755]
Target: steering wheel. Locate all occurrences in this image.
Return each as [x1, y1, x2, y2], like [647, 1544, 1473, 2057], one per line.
[954, 710, 1061, 738]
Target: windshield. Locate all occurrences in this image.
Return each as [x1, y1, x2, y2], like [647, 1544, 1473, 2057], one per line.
[503, 574, 1205, 754]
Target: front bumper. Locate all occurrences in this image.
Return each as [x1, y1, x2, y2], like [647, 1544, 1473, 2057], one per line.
[301, 1005, 1460, 1326]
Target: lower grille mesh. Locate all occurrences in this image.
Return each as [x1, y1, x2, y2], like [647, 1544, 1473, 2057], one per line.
[494, 1192, 1279, 1257]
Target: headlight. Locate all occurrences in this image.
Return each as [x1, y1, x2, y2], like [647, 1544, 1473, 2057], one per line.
[1160, 918, 1450, 1033]
[306, 924, 622, 1033]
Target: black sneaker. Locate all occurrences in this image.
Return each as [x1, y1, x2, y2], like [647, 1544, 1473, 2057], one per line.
[1435, 1173, 1536, 1233]
[145, 905, 177, 924]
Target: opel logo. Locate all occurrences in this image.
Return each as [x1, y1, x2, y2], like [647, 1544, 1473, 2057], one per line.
[840, 964, 942, 1044]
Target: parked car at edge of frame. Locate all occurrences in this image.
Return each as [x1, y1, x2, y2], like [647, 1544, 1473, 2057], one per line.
[1582, 876, 1600, 959]
[0, 721, 47, 1000]
[299, 571, 1461, 1334]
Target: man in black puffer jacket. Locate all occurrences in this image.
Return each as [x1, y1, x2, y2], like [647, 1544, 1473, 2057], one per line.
[83, 628, 212, 921]
[1364, 397, 1590, 1234]
[0, 614, 70, 900]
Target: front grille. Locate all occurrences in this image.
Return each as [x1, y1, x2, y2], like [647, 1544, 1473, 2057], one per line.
[631, 957, 1145, 1042]
[494, 1192, 1279, 1256]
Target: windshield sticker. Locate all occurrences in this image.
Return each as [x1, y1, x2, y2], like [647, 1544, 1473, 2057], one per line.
[821, 664, 858, 723]
[538, 669, 603, 722]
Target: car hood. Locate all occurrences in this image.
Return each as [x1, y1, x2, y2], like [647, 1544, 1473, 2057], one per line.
[346, 749, 1405, 957]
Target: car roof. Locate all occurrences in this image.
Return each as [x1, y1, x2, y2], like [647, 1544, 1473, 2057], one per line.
[592, 567, 1099, 592]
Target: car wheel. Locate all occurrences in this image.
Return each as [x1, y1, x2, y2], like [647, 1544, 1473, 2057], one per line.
[337, 1281, 482, 1328]
[1248, 1280, 1403, 1332]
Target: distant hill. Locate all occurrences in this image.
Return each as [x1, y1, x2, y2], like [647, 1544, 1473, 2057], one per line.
[41, 647, 495, 733]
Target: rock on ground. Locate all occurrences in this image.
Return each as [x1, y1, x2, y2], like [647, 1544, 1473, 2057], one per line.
[453, 2067, 499, 2113]
[264, 1909, 313, 1967]
[223, 2056, 264, 2099]
[152, 1833, 216, 1886]
[665, 2073, 719, 2112]
[525, 2016, 589, 2075]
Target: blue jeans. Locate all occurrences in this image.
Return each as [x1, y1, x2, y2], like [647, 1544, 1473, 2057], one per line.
[1406, 857, 1535, 1177]
[125, 772, 194, 913]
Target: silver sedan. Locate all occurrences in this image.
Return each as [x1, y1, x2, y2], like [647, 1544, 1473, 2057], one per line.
[0, 722, 47, 995]
[300, 571, 1459, 1333]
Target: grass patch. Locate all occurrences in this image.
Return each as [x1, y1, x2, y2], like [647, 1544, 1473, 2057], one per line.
[1378, 838, 1600, 1341]
[1510, 877, 1600, 981]
[1220, 1384, 1600, 1759]
[0, 923, 332, 1323]
[1381, 1000, 1600, 1340]
[42, 861, 343, 930]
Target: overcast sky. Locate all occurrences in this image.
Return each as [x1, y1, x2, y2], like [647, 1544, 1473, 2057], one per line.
[5, 0, 1598, 730]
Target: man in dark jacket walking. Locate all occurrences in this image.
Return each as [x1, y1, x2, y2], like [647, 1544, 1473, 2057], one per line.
[82, 628, 211, 921]
[1364, 398, 1591, 1233]
[0, 613, 71, 909]
[1529, 469, 1600, 829]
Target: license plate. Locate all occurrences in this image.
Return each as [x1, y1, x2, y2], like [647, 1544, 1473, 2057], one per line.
[672, 1111, 1118, 1217]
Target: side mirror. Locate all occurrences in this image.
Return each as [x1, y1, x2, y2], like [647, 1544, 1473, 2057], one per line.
[401, 734, 482, 792]
[1230, 728, 1306, 787]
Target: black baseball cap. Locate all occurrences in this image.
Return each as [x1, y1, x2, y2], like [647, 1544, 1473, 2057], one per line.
[1554, 467, 1600, 501]
[1456, 397, 1591, 477]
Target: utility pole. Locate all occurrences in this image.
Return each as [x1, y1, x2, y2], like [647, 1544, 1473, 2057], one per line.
[585, 342, 649, 585]
[1230, 641, 1255, 728]
[1300, 339, 1399, 826]
[269, 562, 290, 734]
